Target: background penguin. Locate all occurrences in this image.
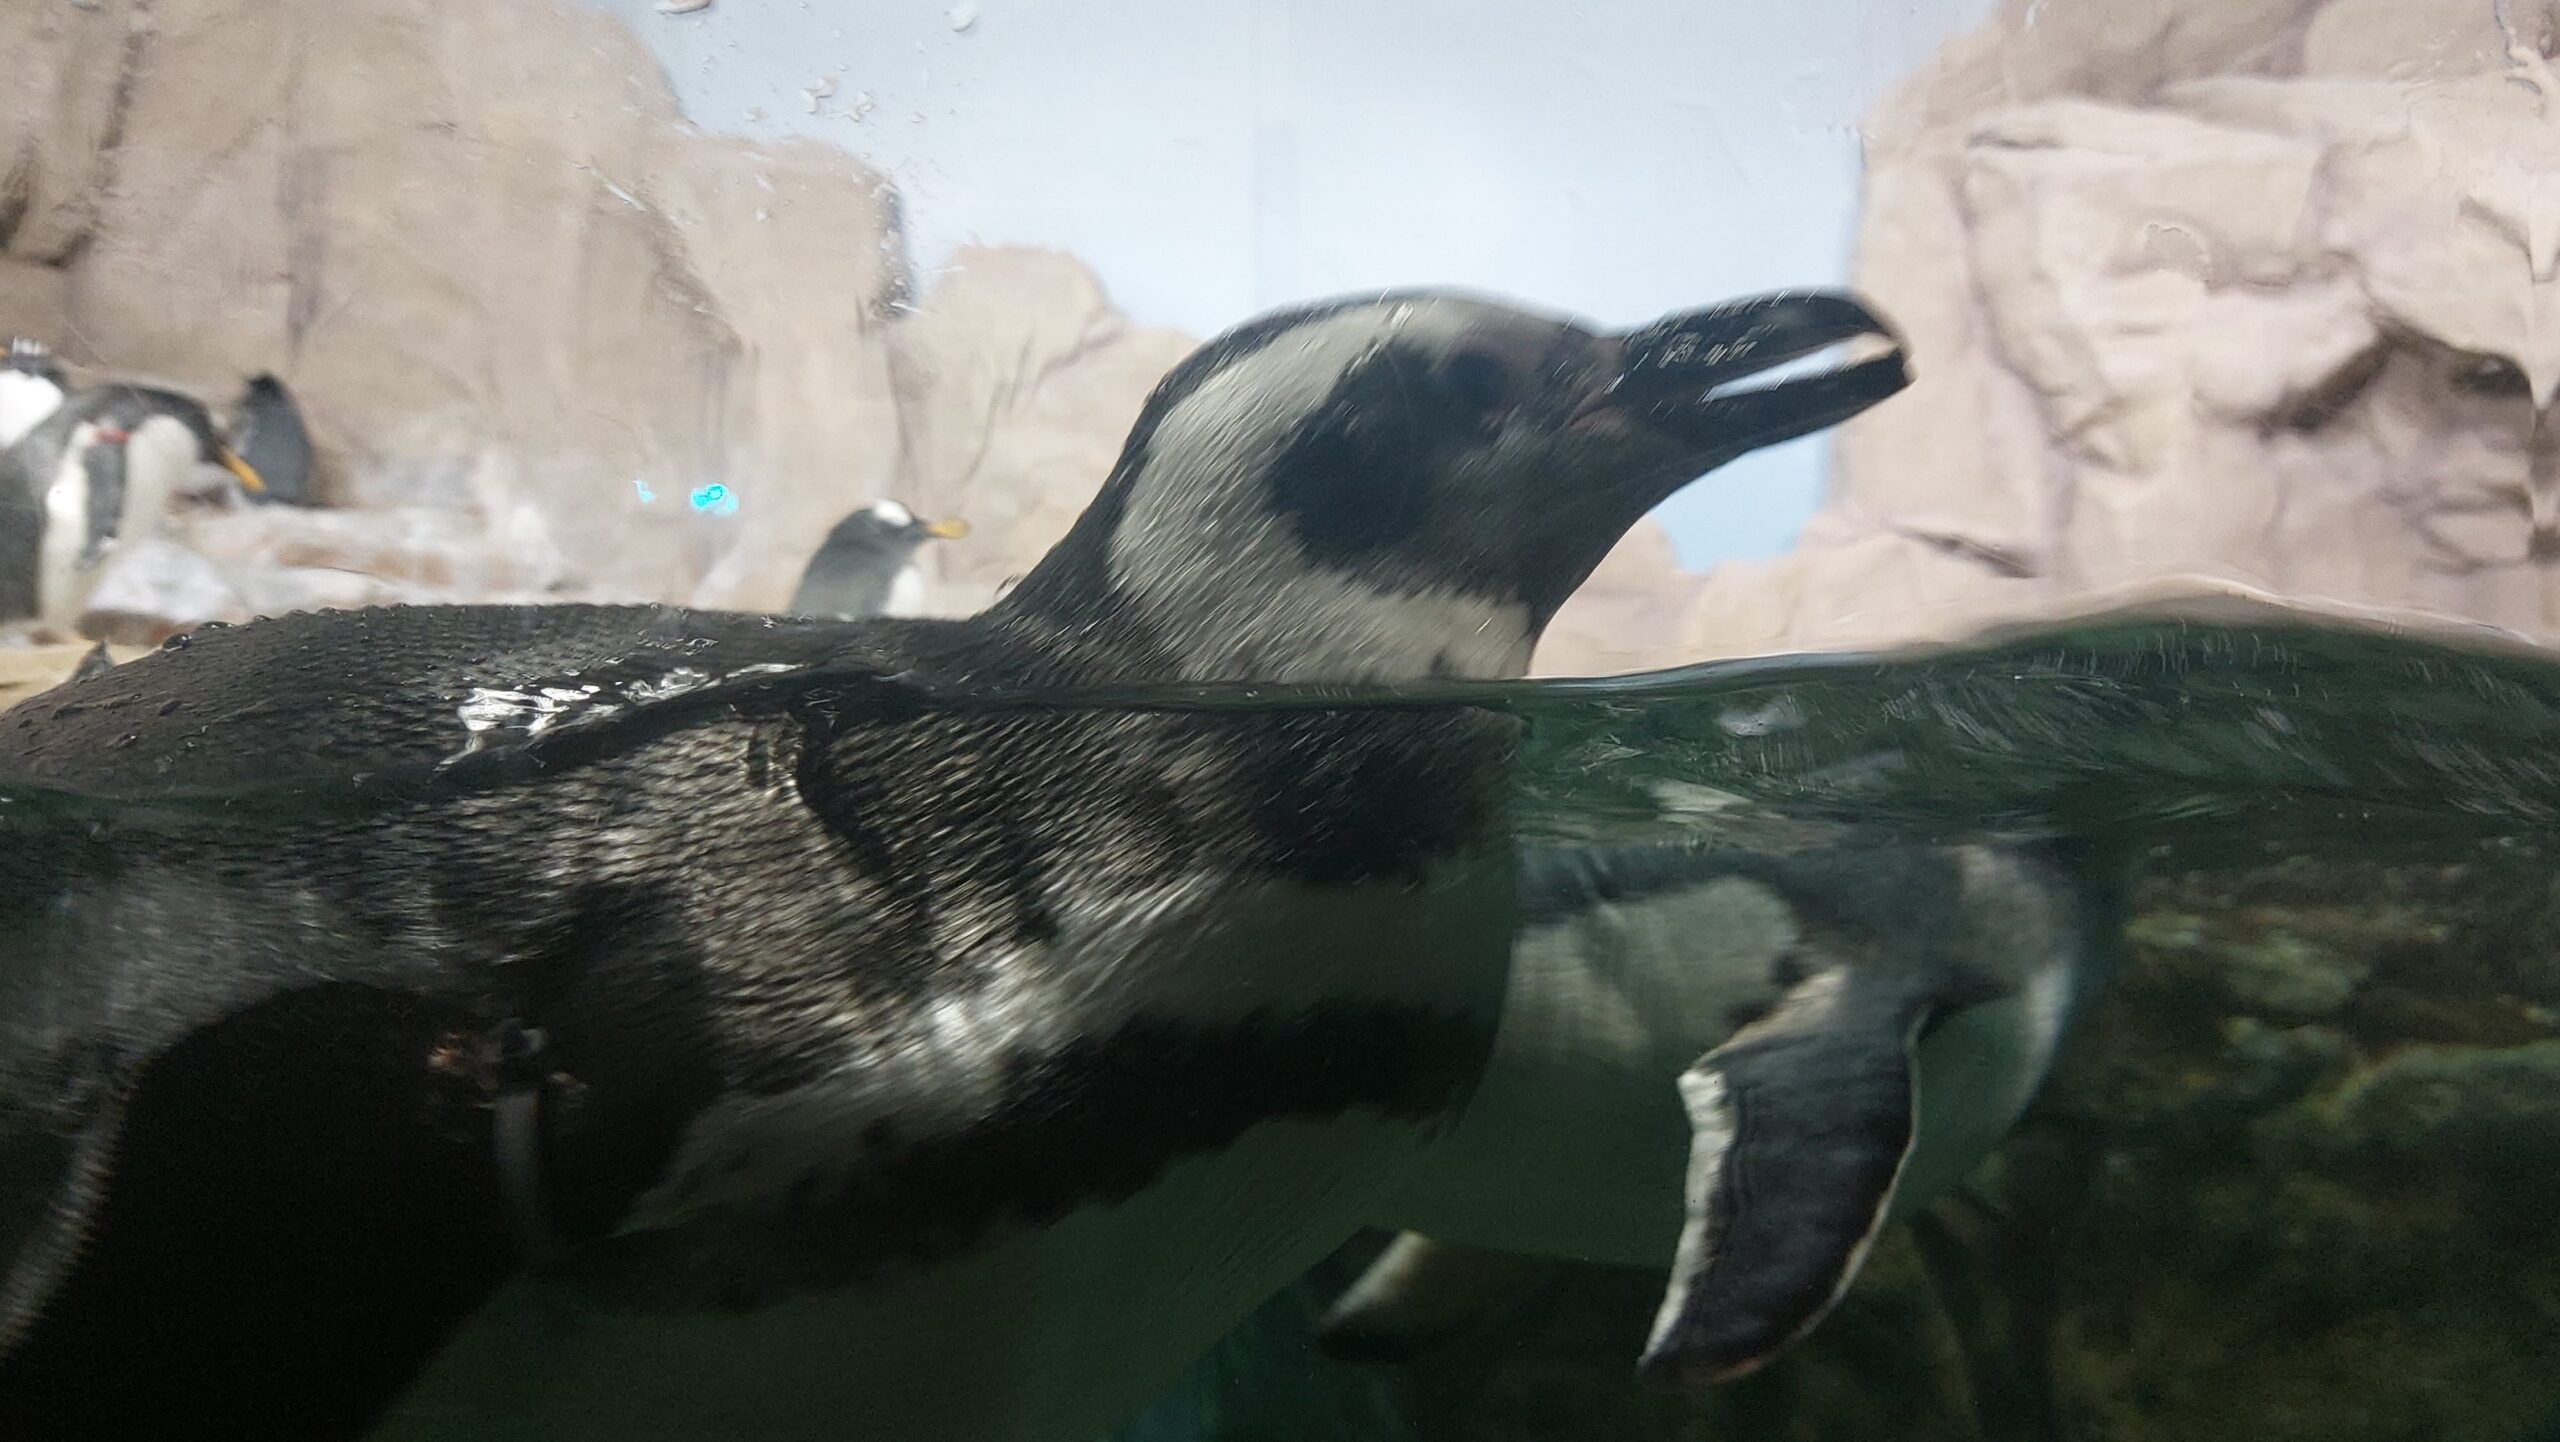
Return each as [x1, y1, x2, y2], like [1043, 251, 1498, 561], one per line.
[788, 497, 971, 619]
[0, 382, 267, 636]
[0, 340, 66, 450]
[0, 286, 1907, 1442]
[228, 373, 320, 507]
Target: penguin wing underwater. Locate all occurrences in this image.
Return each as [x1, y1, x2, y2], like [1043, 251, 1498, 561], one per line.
[1316, 837, 2128, 1386]
[228, 372, 320, 507]
[0, 286, 1908, 1442]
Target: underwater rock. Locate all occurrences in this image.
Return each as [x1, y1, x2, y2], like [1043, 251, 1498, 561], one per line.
[2309, 1041, 2560, 1170]
[2124, 906, 2373, 1023]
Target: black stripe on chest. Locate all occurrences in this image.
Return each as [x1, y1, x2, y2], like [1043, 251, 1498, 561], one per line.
[563, 999, 1491, 1313]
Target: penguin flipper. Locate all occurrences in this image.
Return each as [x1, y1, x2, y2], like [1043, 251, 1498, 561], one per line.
[1315, 1232, 1558, 1363]
[1636, 961, 1930, 1391]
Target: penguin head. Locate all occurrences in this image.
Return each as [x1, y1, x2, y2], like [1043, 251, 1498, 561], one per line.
[787, 499, 971, 619]
[78, 387, 269, 501]
[1002, 289, 1907, 682]
[817, 499, 973, 563]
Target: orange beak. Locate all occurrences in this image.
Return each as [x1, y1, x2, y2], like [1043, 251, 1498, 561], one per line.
[218, 448, 267, 494]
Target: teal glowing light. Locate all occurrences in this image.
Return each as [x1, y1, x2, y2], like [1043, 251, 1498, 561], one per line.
[688, 482, 739, 516]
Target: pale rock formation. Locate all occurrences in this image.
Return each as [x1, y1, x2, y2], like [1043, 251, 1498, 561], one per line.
[0, 0, 1696, 673]
[1682, 0, 2560, 660]
[1, 0, 909, 620]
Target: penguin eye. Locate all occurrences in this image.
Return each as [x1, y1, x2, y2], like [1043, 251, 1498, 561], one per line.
[2452, 352, 2530, 400]
[1442, 350, 1512, 414]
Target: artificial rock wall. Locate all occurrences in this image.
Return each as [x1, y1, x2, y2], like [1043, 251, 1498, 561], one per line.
[1683, 0, 2560, 658]
[0, 0, 1686, 674]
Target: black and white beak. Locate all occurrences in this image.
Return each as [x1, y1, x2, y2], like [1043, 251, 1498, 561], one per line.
[1581, 291, 1908, 482]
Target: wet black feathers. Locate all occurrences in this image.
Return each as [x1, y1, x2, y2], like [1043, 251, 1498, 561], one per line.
[0, 598, 1514, 1435]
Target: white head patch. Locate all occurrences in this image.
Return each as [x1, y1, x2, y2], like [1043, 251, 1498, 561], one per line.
[868, 499, 915, 528]
[1103, 300, 1536, 684]
[0, 371, 64, 450]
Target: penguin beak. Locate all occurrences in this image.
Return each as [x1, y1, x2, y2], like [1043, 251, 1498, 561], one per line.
[216, 447, 268, 495]
[921, 518, 970, 540]
[1578, 291, 1909, 470]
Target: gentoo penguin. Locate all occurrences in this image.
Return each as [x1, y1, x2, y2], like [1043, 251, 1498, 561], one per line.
[0, 340, 67, 450]
[229, 373, 319, 507]
[1312, 837, 2127, 1382]
[0, 383, 267, 634]
[0, 287, 1907, 1442]
[789, 498, 971, 619]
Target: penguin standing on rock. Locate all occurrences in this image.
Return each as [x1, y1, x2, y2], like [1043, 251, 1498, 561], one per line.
[0, 286, 1908, 1442]
[789, 498, 971, 619]
[0, 383, 267, 636]
[1123, 834, 2126, 1442]
[227, 373, 320, 508]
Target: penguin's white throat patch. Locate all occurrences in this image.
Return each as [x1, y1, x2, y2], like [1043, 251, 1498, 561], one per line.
[1103, 448, 1537, 681]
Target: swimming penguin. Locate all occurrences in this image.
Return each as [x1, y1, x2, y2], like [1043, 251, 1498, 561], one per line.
[0, 340, 66, 450]
[0, 382, 267, 635]
[0, 286, 1908, 1441]
[1311, 837, 2125, 1382]
[789, 498, 971, 619]
[228, 373, 320, 507]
